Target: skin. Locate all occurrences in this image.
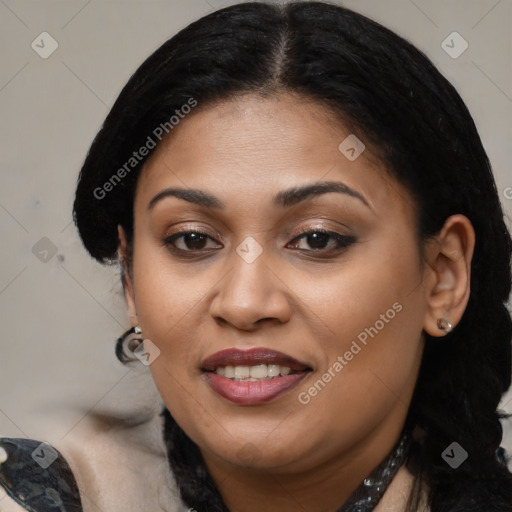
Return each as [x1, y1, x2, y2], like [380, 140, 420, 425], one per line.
[118, 92, 475, 511]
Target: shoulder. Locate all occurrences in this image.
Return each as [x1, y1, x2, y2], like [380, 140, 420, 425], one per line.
[0, 437, 82, 511]
[0, 410, 187, 512]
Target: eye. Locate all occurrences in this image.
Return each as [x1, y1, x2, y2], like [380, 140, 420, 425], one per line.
[162, 227, 356, 258]
[163, 229, 222, 255]
[287, 228, 356, 254]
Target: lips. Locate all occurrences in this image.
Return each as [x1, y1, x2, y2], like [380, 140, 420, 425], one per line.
[201, 348, 311, 372]
[201, 348, 312, 406]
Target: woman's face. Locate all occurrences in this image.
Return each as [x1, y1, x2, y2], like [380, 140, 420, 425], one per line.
[123, 93, 430, 475]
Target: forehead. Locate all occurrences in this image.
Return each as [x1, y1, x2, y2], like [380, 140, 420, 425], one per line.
[135, 93, 414, 219]
[145, 93, 366, 172]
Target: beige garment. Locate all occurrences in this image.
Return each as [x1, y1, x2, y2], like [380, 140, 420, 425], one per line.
[0, 490, 26, 512]
[1, 367, 188, 512]
[374, 463, 430, 512]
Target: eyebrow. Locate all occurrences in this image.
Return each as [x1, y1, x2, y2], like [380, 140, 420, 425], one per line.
[147, 180, 372, 211]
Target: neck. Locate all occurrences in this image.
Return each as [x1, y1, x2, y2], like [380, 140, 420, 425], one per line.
[198, 405, 411, 512]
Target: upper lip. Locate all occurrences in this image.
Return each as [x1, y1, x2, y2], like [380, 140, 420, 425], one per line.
[201, 348, 312, 372]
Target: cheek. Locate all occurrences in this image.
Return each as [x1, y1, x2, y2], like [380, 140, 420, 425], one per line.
[300, 228, 423, 354]
[131, 247, 203, 369]
[130, 245, 226, 427]
[297, 239, 425, 427]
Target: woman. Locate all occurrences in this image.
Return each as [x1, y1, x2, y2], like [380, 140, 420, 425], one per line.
[1, 1, 511, 511]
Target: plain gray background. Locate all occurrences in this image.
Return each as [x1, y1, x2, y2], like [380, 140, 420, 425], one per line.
[1, 0, 512, 467]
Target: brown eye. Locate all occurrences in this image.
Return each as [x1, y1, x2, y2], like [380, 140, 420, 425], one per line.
[288, 229, 356, 253]
[299, 231, 331, 250]
[163, 230, 222, 254]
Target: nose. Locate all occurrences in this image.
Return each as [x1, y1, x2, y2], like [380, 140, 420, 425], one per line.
[208, 247, 292, 332]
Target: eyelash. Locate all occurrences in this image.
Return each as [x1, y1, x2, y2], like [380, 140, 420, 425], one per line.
[162, 227, 356, 258]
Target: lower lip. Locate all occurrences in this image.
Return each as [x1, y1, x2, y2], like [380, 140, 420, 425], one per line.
[204, 372, 309, 405]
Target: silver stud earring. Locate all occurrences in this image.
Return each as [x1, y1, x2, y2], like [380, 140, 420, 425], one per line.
[437, 317, 453, 333]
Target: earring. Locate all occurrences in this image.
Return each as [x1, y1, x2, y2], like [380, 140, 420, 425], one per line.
[115, 325, 145, 363]
[437, 318, 453, 333]
[124, 325, 143, 354]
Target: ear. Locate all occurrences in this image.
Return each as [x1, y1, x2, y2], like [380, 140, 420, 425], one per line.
[422, 214, 475, 337]
[117, 225, 138, 328]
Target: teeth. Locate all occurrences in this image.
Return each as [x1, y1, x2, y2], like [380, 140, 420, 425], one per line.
[234, 366, 250, 379]
[267, 364, 280, 377]
[214, 364, 294, 380]
[250, 364, 267, 378]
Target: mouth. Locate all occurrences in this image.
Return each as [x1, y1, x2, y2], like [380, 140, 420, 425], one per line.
[201, 348, 312, 405]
